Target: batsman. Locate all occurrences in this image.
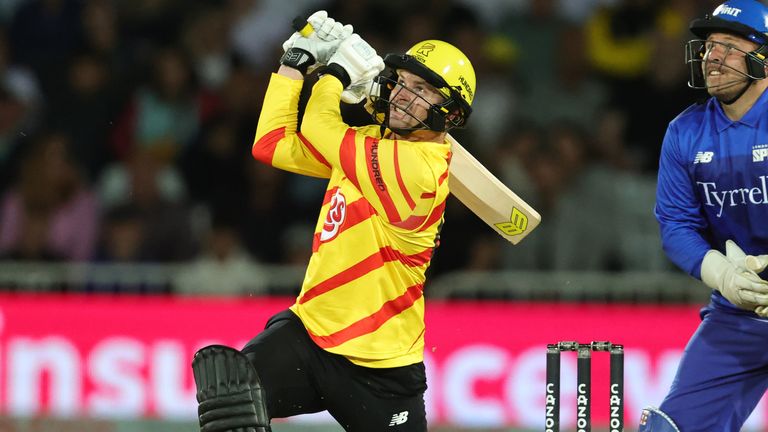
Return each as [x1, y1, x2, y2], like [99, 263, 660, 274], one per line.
[641, 1, 768, 430]
[190, 10, 476, 431]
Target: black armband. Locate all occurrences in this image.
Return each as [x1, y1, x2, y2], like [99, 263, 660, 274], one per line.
[317, 63, 351, 88]
[280, 47, 315, 75]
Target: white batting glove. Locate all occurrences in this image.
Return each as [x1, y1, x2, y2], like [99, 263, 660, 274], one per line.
[341, 71, 383, 105]
[702, 240, 768, 310]
[328, 34, 385, 89]
[306, 10, 349, 42]
[281, 11, 353, 74]
[341, 79, 374, 104]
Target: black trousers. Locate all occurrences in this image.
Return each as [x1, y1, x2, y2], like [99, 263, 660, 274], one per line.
[242, 310, 428, 431]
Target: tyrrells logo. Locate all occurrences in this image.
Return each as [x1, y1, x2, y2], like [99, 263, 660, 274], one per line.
[754, 144, 768, 162]
[694, 151, 714, 164]
[320, 190, 346, 241]
[697, 176, 768, 217]
[388, 411, 409, 426]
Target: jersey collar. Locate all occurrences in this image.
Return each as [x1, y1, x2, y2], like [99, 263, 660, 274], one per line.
[712, 87, 768, 132]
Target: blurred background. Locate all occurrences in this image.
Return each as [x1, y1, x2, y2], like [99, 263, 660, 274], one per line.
[0, 0, 755, 431]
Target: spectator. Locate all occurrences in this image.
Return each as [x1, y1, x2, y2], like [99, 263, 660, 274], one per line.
[110, 46, 217, 164]
[181, 4, 235, 91]
[180, 114, 250, 217]
[0, 132, 99, 261]
[174, 213, 267, 296]
[8, 0, 84, 98]
[0, 28, 42, 194]
[46, 51, 118, 181]
[98, 148, 195, 262]
[0, 207, 63, 261]
[93, 203, 145, 263]
[518, 24, 608, 130]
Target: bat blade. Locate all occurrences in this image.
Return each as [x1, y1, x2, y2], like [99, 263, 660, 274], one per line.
[446, 134, 541, 245]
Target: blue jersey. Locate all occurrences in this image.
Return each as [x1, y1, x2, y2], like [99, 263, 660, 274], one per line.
[655, 89, 768, 293]
[654, 89, 768, 430]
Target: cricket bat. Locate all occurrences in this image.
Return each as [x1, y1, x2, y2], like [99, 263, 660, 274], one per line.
[447, 134, 541, 244]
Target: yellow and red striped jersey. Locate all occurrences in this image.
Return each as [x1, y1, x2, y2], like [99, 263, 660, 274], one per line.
[252, 74, 450, 368]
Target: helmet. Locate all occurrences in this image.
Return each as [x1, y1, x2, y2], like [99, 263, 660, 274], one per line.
[371, 40, 476, 132]
[690, 0, 768, 44]
[686, 0, 768, 90]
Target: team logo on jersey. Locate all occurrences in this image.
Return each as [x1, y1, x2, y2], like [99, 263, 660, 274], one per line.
[694, 151, 714, 164]
[320, 190, 346, 241]
[753, 144, 768, 162]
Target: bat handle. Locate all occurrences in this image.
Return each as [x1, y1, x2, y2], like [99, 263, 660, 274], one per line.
[292, 16, 314, 37]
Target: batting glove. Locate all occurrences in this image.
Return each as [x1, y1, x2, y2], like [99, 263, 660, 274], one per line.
[323, 34, 384, 90]
[701, 240, 768, 310]
[306, 10, 351, 43]
[281, 11, 353, 74]
[341, 79, 375, 104]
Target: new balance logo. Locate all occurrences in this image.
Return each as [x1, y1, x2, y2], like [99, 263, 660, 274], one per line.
[389, 411, 409, 426]
[753, 144, 768, 162]
[694, 151, 714, 164]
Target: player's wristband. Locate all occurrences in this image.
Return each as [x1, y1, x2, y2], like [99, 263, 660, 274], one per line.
[317, 63, 351, 88]
[280, 47, 315, 75]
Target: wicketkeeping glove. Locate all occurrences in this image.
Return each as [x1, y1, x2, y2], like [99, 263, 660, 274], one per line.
[701, 240, 768, 310]
[741, 251, 768, 317]
[745, 254, 768, 274]
[281, 10, 352, 74]
[323, 34, 384, 90]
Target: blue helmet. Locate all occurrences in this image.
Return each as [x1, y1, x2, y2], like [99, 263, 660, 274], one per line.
[690, 0, 768, 44]
[686, 0, 768, 91]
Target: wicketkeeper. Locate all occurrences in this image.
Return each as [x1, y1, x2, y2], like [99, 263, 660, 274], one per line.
[641, 1, 768, 430]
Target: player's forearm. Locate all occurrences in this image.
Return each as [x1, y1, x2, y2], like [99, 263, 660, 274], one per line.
[657, 221, 714, 279]
[252, 73, 331, 177]
[660, 225, 710, 279]
[656, 133, 712, 277]
[253, 73, 303, 143]
[301, 74, 350, 166]
[277, 65, 304, 81]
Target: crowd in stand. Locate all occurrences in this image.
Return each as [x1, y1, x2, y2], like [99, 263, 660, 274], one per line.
[0, 0, 719, 294]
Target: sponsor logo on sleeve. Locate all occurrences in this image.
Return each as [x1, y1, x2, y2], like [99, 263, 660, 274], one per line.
[753, 144, 768, 162]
